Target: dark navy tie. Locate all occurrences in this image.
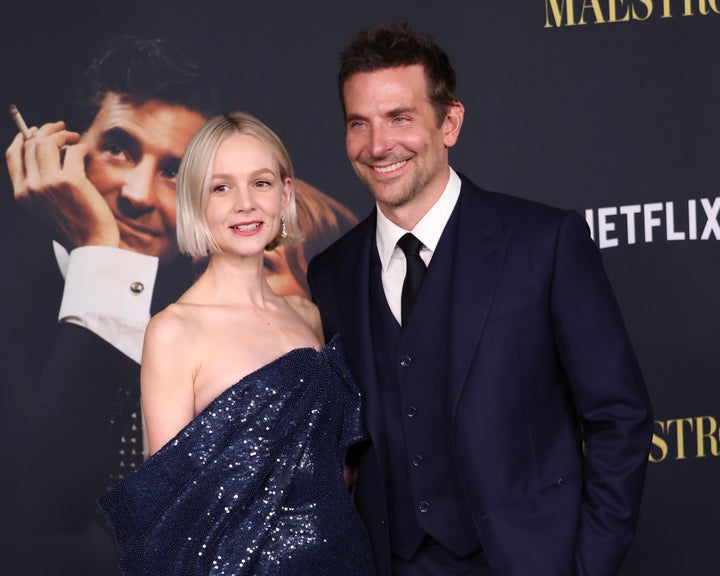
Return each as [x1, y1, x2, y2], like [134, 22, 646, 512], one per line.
[397, 233, 427, 325]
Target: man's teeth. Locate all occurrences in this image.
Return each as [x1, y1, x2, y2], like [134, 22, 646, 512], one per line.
[232, 223, 261, 231]
[374, 161, 406, 173]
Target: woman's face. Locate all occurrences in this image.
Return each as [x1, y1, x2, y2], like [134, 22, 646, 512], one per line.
[205, 133, 290, 258]
[263, 244, 308, 297]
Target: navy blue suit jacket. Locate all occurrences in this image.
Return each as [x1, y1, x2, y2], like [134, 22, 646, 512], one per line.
[307, 175, 653, 576]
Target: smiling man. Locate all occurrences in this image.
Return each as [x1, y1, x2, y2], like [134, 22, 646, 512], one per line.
[308, 22, 653, 576]
[6, 35, 214, 362]
[82, 96, 206, 262]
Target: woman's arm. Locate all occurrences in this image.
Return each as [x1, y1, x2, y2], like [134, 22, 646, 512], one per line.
[140, 305, 197, 456]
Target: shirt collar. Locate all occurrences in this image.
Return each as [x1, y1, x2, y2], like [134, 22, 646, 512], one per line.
[376, 168, 462, 271]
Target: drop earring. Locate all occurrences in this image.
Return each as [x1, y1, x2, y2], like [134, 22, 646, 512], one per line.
[280, 215, 288, 239]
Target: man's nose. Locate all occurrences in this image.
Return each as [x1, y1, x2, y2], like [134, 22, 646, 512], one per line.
[120, 160, 156, 210]
[369, 125, 393, 157]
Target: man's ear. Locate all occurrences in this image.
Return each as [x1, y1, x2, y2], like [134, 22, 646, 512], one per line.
[443, 101, 465, 148]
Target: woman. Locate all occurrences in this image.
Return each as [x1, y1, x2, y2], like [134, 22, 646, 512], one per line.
[99, 112, 375, 576]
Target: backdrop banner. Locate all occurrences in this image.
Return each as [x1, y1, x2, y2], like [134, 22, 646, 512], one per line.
[1, 1, 717, 574]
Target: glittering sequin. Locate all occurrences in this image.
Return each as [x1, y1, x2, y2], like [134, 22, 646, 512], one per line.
[108, 383, 144, 489]
[98, 335, 375, 575]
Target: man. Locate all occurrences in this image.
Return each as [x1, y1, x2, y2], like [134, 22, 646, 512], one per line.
[1, 35, 215, 575]
[308, 23, 653, 576]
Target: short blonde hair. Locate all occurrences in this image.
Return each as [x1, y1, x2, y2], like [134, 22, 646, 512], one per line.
[176, 111, 303, 257]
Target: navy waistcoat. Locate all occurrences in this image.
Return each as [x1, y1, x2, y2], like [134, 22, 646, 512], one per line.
[367, 206, 480, 559]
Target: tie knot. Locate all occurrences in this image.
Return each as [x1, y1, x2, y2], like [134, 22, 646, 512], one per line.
[397, 233, 423, 258]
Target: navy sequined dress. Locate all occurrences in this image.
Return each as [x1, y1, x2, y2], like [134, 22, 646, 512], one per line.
[98, 335, 375, 576]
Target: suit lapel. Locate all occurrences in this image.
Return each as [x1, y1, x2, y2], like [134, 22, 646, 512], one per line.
[449, 181, 513, 416]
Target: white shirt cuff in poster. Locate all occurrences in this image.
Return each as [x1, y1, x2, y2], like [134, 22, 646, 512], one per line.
[55, 242, 158, 363]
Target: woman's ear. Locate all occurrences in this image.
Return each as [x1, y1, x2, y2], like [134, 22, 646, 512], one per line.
[282, 177, 293, 209]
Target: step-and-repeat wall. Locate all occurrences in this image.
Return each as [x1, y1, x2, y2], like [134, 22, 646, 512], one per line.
[1, 1, 717, 574]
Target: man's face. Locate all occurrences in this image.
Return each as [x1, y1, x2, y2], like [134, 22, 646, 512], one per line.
[82, 93, 207, 263]
[343, 64, 462, 226]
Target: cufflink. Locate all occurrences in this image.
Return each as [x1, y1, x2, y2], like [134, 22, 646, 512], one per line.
[130, 281, 145, 294]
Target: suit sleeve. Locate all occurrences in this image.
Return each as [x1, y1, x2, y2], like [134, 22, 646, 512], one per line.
[549, 211, 653, 576]
[307, 254, 342, 343]
[0, 203, 147, 573]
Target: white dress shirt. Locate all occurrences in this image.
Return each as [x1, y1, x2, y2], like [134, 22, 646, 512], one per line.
[375, 168, 462, 325]
[55, 242, 159, 363]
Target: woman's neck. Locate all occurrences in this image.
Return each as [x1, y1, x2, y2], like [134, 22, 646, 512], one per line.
[189, 253, 276, 308]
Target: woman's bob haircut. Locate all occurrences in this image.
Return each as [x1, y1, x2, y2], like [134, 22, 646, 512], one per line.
[176, 111, 303, 258]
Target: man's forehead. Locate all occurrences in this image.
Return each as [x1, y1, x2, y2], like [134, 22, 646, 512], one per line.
[85, 92, 207, 151]
[345, 66, 429, 102]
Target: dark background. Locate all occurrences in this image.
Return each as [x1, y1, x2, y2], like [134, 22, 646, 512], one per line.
[1, 1, 718, 573]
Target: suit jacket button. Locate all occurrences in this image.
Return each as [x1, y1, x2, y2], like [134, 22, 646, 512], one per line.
[412, 455, 423, 467]
[407, 406, 417, 417]
[400, 355, 412, 367]
[418, 501, 430, 513]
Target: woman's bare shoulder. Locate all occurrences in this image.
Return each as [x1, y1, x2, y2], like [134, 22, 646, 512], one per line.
[283, 294, 323, 341]
[145, 302, 201, 349]
[283, 294, 319, 319]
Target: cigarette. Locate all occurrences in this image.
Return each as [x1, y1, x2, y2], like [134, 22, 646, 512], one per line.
[9, 104, 32, 140]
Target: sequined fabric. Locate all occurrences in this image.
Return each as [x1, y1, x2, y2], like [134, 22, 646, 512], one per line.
[98, 335, 376, 575]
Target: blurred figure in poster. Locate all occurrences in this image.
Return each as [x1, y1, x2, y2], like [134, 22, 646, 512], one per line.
[265, 184, 358, 297]
[308, 22, 653, 576]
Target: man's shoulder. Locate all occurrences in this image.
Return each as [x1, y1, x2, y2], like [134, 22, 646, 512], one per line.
[460, 174, 564, 213]
[458, 173, 572, 229]
[310, 211, 374, 265]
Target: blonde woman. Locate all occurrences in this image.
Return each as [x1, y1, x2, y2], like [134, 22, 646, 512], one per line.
[99, 112, 375, 576]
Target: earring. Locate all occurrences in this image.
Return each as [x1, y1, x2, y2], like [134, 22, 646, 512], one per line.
[280, 215, 288, 239]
